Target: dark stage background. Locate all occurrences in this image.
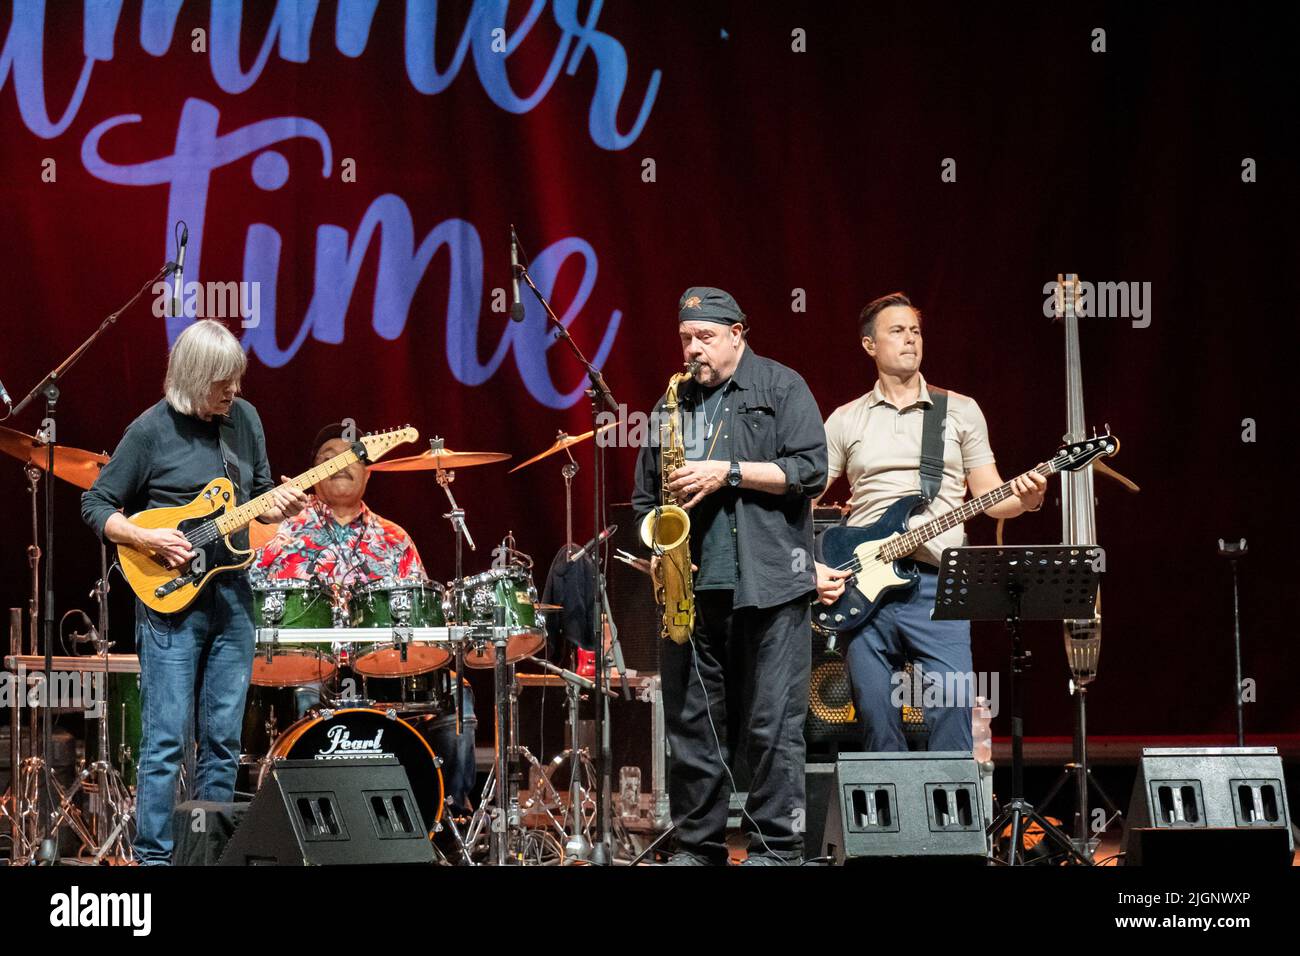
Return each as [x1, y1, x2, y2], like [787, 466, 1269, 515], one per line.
[1, 1, 1295, 741]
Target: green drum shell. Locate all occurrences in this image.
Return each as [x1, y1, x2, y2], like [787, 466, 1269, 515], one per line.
[450, 568, 545, 669]
[254, 584, 335, 630]
[450, 569, 538, 629]
[350, 581, 452, 678]
[350, 581, 446, 629]
[252, 583, 339, 687]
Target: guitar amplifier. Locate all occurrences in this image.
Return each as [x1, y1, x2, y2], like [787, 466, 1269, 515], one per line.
[809, 507, 926, 750]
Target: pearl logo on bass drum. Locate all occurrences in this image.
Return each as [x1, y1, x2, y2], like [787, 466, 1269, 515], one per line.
[317, 724, 386, 758]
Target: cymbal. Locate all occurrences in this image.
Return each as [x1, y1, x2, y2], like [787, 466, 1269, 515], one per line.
[536, 603, 563, 612]
[0, 425, 109, 490]
[370, 447, 511, 472]
[509, 423, 618, 473]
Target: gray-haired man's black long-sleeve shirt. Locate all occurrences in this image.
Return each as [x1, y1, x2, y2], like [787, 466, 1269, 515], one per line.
[81, 398, 275, 546]
[632, 347, 827, 611]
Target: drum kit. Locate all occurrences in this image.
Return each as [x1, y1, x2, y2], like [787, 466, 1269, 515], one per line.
[0, 423, 645, 866]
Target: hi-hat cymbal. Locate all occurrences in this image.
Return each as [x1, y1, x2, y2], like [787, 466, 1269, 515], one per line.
[370, 447, 511, 472]
[0, 425, 109, 490]
[509, 423, 618, 473]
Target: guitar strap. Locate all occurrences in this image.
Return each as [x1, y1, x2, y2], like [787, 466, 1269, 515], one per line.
[218, 414, 253, 552]
[919, 386, 948, 503]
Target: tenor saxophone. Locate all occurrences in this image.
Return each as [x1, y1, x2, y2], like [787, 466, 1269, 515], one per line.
[640, 361, 699, 644]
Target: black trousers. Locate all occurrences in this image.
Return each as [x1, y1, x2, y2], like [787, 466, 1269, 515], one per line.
[660, 590, 811, 860]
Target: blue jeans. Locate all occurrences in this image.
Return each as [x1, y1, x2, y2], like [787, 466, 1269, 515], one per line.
[134, 576, 254, 864]
[420, 685, 478, 815]
[844, 566, 974, 753]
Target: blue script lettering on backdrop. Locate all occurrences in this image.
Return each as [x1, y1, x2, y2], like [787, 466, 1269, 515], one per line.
[2, 0, 659, 407]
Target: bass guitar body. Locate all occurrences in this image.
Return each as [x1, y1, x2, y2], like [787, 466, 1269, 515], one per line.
[118, 477, 253, 615]
[814, 494, 926, 635]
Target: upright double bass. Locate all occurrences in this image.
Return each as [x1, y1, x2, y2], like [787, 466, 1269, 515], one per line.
[1058, 274, 1102, 682]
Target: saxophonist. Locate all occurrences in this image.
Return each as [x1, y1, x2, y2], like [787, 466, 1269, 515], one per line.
[632, 287, 827, 865]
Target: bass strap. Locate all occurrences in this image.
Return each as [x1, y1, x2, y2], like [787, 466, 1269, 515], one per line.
[919, 386, 948, 503]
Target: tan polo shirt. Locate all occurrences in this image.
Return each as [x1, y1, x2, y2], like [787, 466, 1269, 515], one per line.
[824, 375, 996, 566]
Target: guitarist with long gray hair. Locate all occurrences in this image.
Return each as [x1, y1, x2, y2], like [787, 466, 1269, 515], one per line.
[814, 293, 1046, 753]
[81, 319, 307, 864]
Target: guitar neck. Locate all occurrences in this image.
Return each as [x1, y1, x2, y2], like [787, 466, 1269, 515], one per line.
[879, 460, 1061, 562]
[213, 448, 359, 535]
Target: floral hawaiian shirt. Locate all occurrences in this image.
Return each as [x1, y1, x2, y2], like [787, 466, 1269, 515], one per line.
[250, 498, 426, 588]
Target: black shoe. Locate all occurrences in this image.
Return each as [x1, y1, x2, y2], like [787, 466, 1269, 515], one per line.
[740, 852, 801, 866]
[663, 850, 713, 866]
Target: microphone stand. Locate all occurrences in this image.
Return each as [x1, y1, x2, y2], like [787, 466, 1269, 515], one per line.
[10, 262, 175, 863]
[515, 258, 628, 865]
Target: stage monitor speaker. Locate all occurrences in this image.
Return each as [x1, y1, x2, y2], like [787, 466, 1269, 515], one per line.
[172, 800, 250, 866]
[1121, 747, 1294, 866]
[821, 751, 988, 865]
[218, 757, 435, 866]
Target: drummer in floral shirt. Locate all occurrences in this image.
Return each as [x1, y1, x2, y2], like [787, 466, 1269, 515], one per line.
[249, 424, 481, 818]
[252, 423, 426, 587]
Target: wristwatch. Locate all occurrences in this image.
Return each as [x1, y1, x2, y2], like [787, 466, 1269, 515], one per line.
[727, 461, 742, 488]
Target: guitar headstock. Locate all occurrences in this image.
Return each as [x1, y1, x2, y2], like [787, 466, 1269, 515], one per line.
[1051, 429, 1119, 473]
[358, 426, 419, 463]
[1052, 272, 1082, 322]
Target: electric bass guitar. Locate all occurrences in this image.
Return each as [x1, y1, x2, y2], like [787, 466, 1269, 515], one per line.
[119, 427, 418, 614]
[814, 431, 1118, 636]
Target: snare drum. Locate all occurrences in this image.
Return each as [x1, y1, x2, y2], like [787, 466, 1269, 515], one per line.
[252, 582, 341, 687]
[350, 580, 451, 678]
[449, 567, 546, 668]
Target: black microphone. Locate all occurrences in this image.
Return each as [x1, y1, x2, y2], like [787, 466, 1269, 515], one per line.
[171, 222, 188, 318]
[569, 524, 618, 562]
[509, 225, 525, 322]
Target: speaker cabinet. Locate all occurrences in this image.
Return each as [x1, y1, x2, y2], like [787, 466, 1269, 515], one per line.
[1122, 747, 1294, 866]
[218, 757, 435, 866]
[821, 751, 988, 864]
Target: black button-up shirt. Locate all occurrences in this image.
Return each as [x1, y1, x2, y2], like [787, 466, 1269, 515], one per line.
[632, 346, 827, 610]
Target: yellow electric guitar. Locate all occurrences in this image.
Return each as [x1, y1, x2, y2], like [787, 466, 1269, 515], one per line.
[119, 427, 418, 614]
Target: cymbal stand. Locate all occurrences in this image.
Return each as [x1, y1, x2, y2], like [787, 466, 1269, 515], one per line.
[462, 652, 519, 863]
[80, 544, 135, 863]
[2, 611, 23, 861]
[559, 437, 578, 553]
[10, 262, 173, 866]
[432, 445, 473, 735]
[32, 555, 137, 862]
[8, 461, 92, 864]
[2, 465, 43, 862]
[525, 656, 621, 855]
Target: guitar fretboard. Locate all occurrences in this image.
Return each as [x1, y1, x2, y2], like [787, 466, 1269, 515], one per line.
[213, 448, 360, 534]
[877, 460, 1062, 562]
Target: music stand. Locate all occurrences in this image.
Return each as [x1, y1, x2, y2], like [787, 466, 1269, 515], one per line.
[933, 545, 1101, 865]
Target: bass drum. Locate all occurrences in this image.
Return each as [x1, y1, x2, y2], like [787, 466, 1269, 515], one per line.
[259, 708, 444, 837]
